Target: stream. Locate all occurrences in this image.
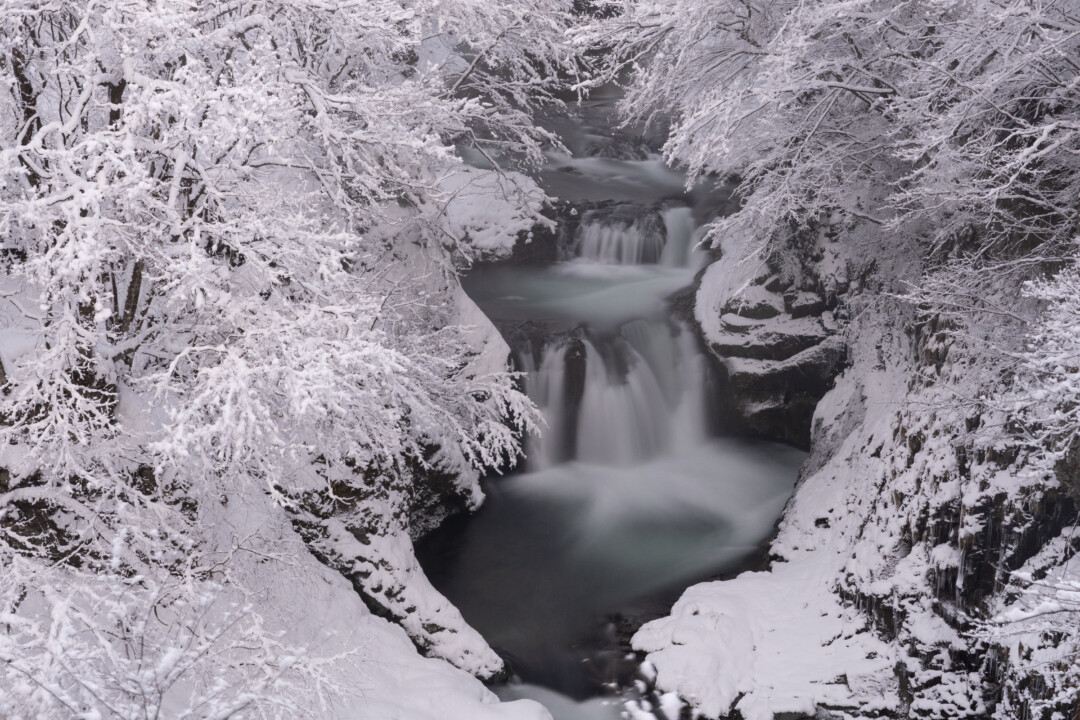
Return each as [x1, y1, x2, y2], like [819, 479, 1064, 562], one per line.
[417, 90, 806, 719]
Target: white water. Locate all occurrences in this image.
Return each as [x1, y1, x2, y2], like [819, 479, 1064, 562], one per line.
[522, 322, 708, 470]
[518, 345, 570, 470]
[420, 97, 803, 719]
[508, 442, 801, 599]
[659, 206, 702, 268]
[576, 219, 666, 265]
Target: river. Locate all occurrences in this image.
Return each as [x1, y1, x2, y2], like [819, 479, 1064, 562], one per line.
[417, 90, 805, 719]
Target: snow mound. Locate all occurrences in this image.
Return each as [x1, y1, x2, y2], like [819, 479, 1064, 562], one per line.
[634, 557, 896, 720]
[438, 166, 549, 254]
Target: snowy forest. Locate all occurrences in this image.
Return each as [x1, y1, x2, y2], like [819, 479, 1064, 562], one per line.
[1, 1, 1079, 719]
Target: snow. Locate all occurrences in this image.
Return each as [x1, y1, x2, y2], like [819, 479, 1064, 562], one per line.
[634, 537, 897, 720]
[640, 240, 1077, 718]
[289, 583, 550, 720]
[318, 514, 505, 678]
[0, 8, 552, 709]
[7, 1, 1080, 717]
[0, 468, 552, 720]
[200, 493, 552, 720]
[0, 274, 40, 375]
[453, 284, 513, 379]
[495, 684, 621, 720]
[693, 221, 769, 345]
[437, 166, 549, 254]
[987, 526, 1080, 717]
[581, 1, 1080, 715]
[0, 328, 37, 372]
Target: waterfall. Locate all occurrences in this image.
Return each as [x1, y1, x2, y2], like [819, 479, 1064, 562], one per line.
[572, 205, 702, 268]
[419, 106, 805, 709]
[522, 321, 707, 470]
[659, 206, 700, 268]
[576, 337, 670, 465]
[575, 219, 665, 265]
[521, 344, 569, 470]
[513, 200, 711, 471]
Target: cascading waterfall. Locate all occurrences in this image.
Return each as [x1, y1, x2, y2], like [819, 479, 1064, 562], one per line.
[575, 219, 666, 265]
[519, 344, 569, 470]
[518, 202, 708, 469]
[523, 320, 706, 469]
[417, 94, 805, 720]
[575, 336, 671, 466]
[659, 206, 699, 268]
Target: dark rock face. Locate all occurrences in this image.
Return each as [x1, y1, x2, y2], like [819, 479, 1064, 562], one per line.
[1053, 436, 1080, 503]
[719, 336, 847, 449]
[561, 338, 588, 461]
[504, 204, 572, 266]
[786, 290, 826, 319]
[711, 317, 828, 361]
[840, 479, 1079, 719]
[724, 288, 784, 320]
[692, 218, 861, 450]
[705, 280, 845, 449]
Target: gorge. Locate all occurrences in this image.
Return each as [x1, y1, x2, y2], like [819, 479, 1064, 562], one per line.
[4, 3, 1080, 719]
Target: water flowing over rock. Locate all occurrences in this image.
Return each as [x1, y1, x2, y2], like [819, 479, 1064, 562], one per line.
[419, 95, 805, 716]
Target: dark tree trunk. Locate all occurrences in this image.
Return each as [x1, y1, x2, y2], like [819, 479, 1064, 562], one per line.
[11, 43, 43, 189]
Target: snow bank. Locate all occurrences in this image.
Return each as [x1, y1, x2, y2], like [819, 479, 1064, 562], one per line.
[634, 558, 896, 720]
[694, 222, 768, 345]
[437, 166, 549, 255]
[453, 283, 513, 379]
[205, 493, 550, 720]
[644, 241, 1078, 718]
[313, 513, 506, 679]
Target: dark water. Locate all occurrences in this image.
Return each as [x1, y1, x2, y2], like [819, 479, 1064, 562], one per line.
[418, 441, 804, 697]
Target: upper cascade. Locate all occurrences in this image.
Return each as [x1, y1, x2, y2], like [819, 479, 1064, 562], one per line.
[575, 219, 665, 265]
[572, 205, 701, 268]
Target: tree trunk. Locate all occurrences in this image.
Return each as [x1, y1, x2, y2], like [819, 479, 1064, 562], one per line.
[11, 44, 43, 189]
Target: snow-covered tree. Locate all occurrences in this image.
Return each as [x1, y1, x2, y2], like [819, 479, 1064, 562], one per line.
[0, 0, 562, 498]
[1, 0, 574, 709]
[579, 0, 1080, 262]
[0, 551, 344, 720]
[988, 524, 1080, 720]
